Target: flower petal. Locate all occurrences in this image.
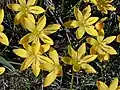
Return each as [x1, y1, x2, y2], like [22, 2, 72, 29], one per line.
[86, 17, 99, 25]
[109, 78, 118, 90]
[19, 33, 32, 44]
[97, 36, 104, 42]
[106, 4, 116, 11]
[44, 70, 57, 87]
[40, 63, 54, 71]
[86, 37, 97, 45]
[77, 43, 86, 59]
[0, 67, 5, 75]
[20, 56, 34, 71]
[61, 57, 73, 65]
[85, 26, 98, 36]
[13, 49, 27, 58]
[74, 7, 83, 22]
[38, 55, 54, 64]
[0, 33, 9, 46]
[37, 15, 46, 31]
[29, 6, 45, 14]
[0, 25, 4, 32]
[40, 33, 53, 45]
[32, 40, 40, 54]
[43, 24, 61, 35]
[0, 9, 4, 24]
[63, 20, 79, 28]
[18, 0, 26, 6]
[80, 55, 97, 63]
[102, 36, 116, 44]
[32, 60, 41, 77]
[100, 45, 117, 55]
[96, 81, 108, 90]
[73, 64, 81, 72]
[76, 26, 85, 39]
[81, 63, 96, 73]
[14, 11, 24, 25]
[68, 45, 77, 60]
[24, 17, 35, 32]
[49, 48, 59, 65]
[82, 5, 91, 20]
[7, 4, 22, 11]
[27, 0, 36, 6]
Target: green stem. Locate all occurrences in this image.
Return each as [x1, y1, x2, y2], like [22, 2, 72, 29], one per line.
[70, 72, 75, 90]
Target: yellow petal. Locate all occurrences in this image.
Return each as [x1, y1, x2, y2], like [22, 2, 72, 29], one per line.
[29, 6, 45, 14]
[86, 17, 99, 25]
[90, 46, 97, 54]
[68, 45, 77, 59]
[96, 81, 108, 90]
[40, 33, 53, 45]
[102, 36, 116, 44]
[44, 70, 57, 87]
[116, 34, 120, 43]
[85, 26, 98, 36]
[18, 0, 26, 6]
[82, 5, 91, 20]
[23, 43, 32, 51]
[7, 4, 22, 11]
[0, 9, 4, 24]
[62, 57, 73, 65]
[40, 44, 50, 54]
[32, 60, 41, 77]
[63, 20, 79, 28]
[27, 0, 36, 5]
[97, 36, 104, 42]
[38, 55, 54, 64]
[86, 37, 97, 45]
[0, 25, 4, 32]
[37, 15, 46, 31]
[76, 26, 85, 39]
[106, 4, 116, 11]
[49, 48, 59, 65]
[19, 33, 31, 44]
[0, 67, 5, 75]
[14, 11, 24, 25]
[40, 63, 54, 71]
[32, 40, 40, 54]
[0, 33, 9, 46]
[80, 55, 97, 63]
[73, 64, 81, 72]
[13, 49, 27, 58]
[74, 7, 83, 22]
[24, 17, 35, 32]
[43, 24, 61, 35]
[109, 78, 118, 90]
[100, 45, 117, 55]
[81, 64, 96, 73]
[77, 43, 86, 59]
[20, 56, 34, 71]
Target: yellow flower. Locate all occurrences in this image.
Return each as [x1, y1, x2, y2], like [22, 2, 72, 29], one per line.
[0, 67, 5, 75]
[13, 41, 52, 77]
[62, 43, 97, 73]
[19, 15, 61, 45]
[63, 5, 98, 39]
[86, 35, 117, 62]
[97, 78, 119, 90]
[40, 48, 62, 87]
[8, 0, 45, 25]
[0, 9, 9, 46]
[92, 0, 116, 14]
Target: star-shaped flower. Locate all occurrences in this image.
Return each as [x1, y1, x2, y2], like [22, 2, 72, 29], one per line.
[19, 15, 61, 45]
[62, 43, 97, 73]
[8, 0, 45, 25]
[13, 41, 52, 77]
[63, 5, 99, 39]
